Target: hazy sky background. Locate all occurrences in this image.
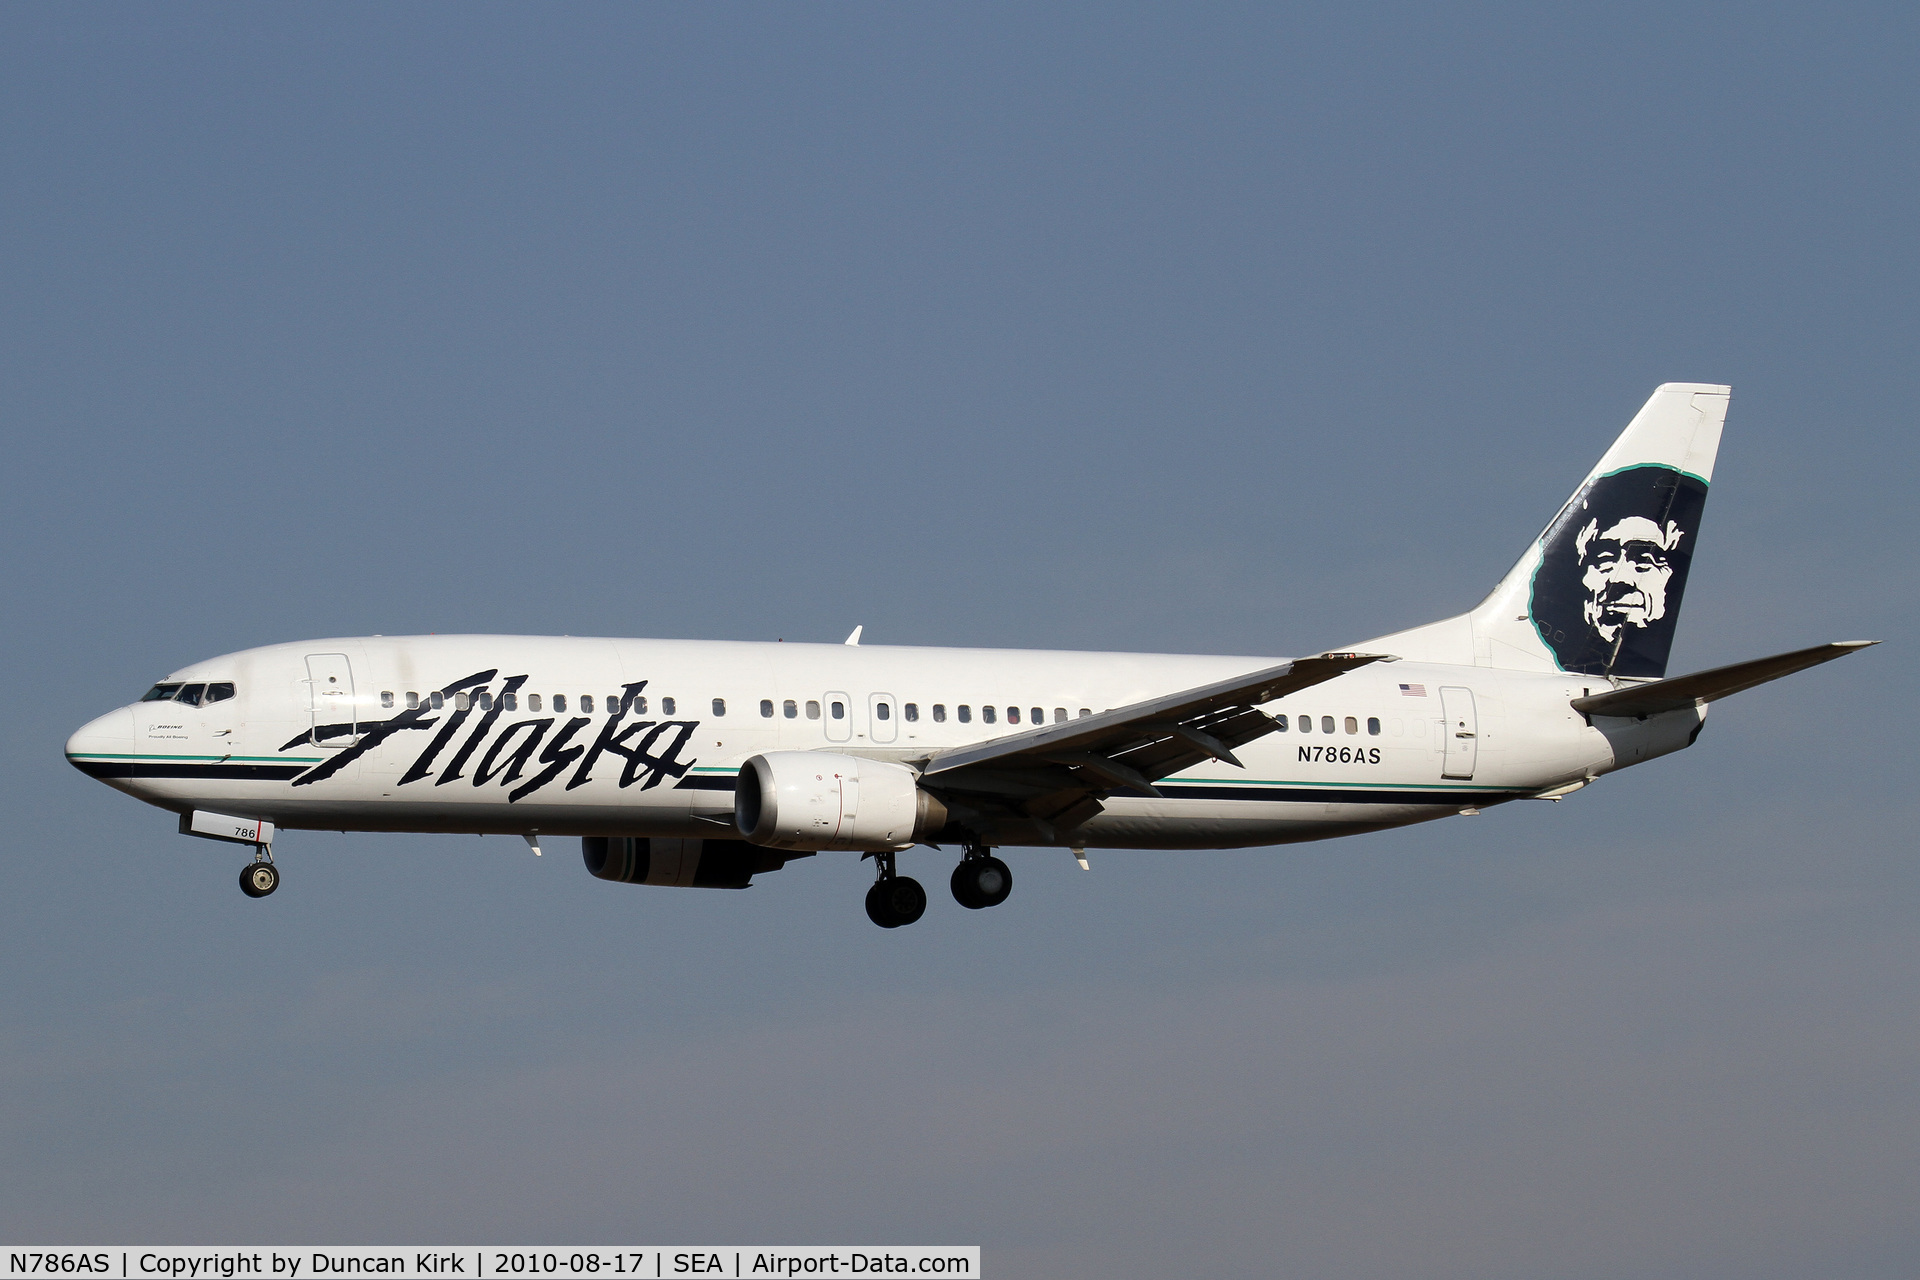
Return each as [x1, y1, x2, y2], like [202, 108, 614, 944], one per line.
[3, 4, 1916, 1277]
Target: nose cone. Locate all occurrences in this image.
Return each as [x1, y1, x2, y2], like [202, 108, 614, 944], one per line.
[67, 708, 136, 778]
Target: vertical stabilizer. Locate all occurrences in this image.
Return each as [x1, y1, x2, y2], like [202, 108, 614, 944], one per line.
[1361, 383, 1728, 679]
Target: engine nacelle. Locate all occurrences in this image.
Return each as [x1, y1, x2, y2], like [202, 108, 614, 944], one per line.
[581, 836, 806, 890]
[735, 752, 946, 852]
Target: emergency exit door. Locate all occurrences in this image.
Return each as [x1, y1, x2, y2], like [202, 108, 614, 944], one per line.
[1439, 685, 1478, 780]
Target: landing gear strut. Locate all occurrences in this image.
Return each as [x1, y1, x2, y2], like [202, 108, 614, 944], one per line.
[864, 849, 926, 928]
[951, 845, 1012, 910]
[238, 846, 278, 898]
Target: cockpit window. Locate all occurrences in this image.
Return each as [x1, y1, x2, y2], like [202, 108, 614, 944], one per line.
[174, 683, 207, 707]
[205, 683, 236, 703]
[141, 683, 182, 702]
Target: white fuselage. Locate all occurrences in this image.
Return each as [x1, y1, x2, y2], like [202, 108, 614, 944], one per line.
[65, 634, 1703, 850]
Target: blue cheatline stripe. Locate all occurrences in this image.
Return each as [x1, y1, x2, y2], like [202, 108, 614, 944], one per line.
[70, 760, 309, 781]
[72, 757, 1515, 807]
[1158, 783, 1512, 805]
[677, 773, 1511, 805]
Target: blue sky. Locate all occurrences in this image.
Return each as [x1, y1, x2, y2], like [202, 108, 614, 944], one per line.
[2, 5, 1916, 1277]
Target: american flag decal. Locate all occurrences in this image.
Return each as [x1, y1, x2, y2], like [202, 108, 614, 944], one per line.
[1399, 683, 1427, 697]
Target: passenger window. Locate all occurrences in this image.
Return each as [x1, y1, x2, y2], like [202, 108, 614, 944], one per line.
[904, 703, 919, 722]
[455, 693, 470, 711]
[1299, 715, 1311, 733]
[1368, 717, 1381, 736]
[983, 706, 996, 724]
[1345, 716, 1358, 735]
[581, 695, 594, 713]
[381, 691, 395, 709]
[712, 698, 726, 716]
[430, 691, 445, 711]
[206, 683, 235, 704]
[406, 692, 420, 710]
[478, 692, 493, 711]
[761, 699, 775, 718]
[1031, 707, 1043, 725]
[1275, 714, 1288, 730]
[1054, 708, 1066, 723]
[662, 697, 676, 715]
[932, 704, 946, 722]
[876, 703, 890, 721]
[608, 694, 621, 713]
[527, 694, 542, 712]
[632, 696, 646, 714]
[1321, 716, 1335, 734]
[830, 701, 845, 720]
[805, 700, 820, 720]
[1006, 707, 1020, 724]
[958, 705, 972, 723]
[503, 692, 518, 711]
[555, 694, 568, 713]
[141, 684, 183, 702]
[784, 699, 798, 719]
[175, 683, 206, 706]
[1079, 708, 1091, 718]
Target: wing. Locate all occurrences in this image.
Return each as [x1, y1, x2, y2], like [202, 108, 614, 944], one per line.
[917, 652, 1389, 845]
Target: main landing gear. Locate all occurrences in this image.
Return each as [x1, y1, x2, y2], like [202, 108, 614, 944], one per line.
[864, 849, 926, 929]
[238, 847, 278, 898]
[862, 845, 1014, 927]
[951, 846, 1012, 910]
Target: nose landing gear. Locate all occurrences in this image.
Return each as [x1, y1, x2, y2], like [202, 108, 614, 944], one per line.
[951, 846, 1012, 909]
[864, 849, 926, 928]
[238, 847, 278, 898]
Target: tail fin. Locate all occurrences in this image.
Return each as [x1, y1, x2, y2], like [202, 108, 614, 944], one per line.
[1362, 383, 1729, 679]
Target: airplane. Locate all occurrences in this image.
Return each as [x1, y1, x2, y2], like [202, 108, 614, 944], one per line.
[66, 383, 1873, 927]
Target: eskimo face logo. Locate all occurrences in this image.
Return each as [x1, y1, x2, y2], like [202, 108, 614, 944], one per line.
[1576, 513, 1685, 643]
[1530, 465, 1708, 679]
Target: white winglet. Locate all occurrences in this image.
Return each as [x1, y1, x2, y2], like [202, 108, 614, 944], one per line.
[844, 625, 863, 646]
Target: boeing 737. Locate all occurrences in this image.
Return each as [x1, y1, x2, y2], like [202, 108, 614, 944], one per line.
[67, 384, 1873, 926]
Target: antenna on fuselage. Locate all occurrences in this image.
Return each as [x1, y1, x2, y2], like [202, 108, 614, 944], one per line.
[844, 625, 863, 646]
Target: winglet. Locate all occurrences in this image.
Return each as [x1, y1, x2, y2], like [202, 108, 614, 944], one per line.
[844, 625, 863, 646]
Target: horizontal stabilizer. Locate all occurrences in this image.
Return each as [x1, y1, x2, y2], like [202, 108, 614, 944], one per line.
[1570, 641, 1877, 718]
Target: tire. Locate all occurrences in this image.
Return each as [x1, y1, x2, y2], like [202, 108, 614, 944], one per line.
[240, 862, 279, 898]
[865, 875, 927, 928]
[865, 880, 900, 927]
[951, 856, 1012, 909]
[950, 861, 984, 909]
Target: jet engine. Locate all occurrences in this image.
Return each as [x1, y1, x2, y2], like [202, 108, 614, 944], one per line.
[734, 751, 947, 851]
[581, 835, 806, 889]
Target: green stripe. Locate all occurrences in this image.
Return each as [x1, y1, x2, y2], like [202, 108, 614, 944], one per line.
[67, 752, 323, 763]
[1593, 462, 1710, 488]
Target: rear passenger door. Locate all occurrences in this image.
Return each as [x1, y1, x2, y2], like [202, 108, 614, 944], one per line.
[1439, 685, 1478, 780]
